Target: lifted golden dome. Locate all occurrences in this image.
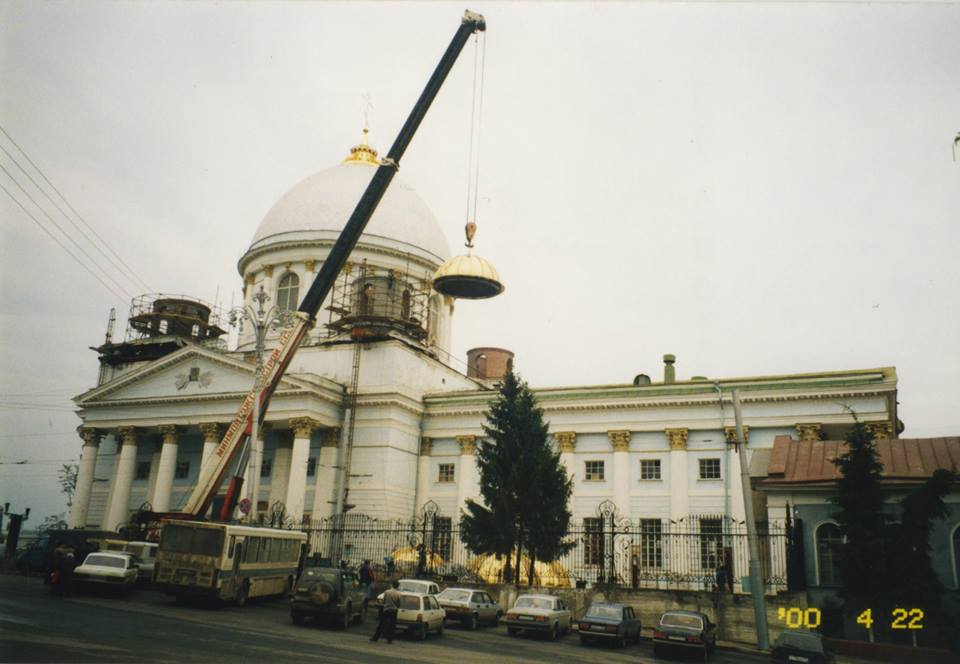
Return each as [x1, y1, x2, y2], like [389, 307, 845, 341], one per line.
[432, 253, 504, 299]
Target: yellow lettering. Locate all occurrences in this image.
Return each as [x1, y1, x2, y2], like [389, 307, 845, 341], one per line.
[856, 609, 874, 630]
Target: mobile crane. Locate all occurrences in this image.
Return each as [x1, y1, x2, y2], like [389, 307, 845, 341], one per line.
[142, 10, 487, 527]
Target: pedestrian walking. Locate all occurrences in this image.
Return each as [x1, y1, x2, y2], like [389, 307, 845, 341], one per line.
[60, 546, 76, 596]
[384, 554, 395, 578]
[370, 580, 401, 644]
[416, 543, 426, 578]
[358, 559, 374, 605]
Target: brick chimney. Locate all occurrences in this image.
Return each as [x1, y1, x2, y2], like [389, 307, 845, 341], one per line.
[663, 354, 676, 384]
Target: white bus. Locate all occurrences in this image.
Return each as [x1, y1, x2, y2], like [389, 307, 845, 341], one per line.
[155, 520, 307, 605]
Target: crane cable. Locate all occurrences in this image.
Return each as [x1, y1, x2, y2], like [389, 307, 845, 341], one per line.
[464, 32, 488, 230]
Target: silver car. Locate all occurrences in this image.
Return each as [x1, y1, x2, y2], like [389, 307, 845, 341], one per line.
[437, 587, 502, 629]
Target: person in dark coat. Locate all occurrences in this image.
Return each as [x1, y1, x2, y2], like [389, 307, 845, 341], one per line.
[370, 580, 401, 644]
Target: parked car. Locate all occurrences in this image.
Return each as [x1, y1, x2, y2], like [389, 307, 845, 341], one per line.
[290, 565, 367, 628]
[15, 529, 113, 576]
[578, 601, 641, 648]
[653, 610, 717, 660]
[72, 552, 138, 592]
[437, 587, 502, 629]
[396, 592, 445, 640]
[771, 630, 834, 664]
[374, 578, 440, 610]
[504, 594, 572, 640]
[122, 541, 158, 583]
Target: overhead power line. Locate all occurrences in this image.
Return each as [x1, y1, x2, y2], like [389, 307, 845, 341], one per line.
[0, 171, 132, 303]
[0, 123, 151, 293]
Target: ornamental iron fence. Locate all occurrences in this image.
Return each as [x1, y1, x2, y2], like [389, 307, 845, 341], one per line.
[287, 500, 790, 592]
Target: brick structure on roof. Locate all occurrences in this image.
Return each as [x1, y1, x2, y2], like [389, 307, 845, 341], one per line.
[763, 435, 960, 485]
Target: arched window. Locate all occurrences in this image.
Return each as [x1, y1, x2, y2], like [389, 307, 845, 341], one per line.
[359, 283, 375, 316]
[276, 273, 300, 312]
[401, 289, 411, 319]
[816, 523, 843, 587]
[428, 295, 440, 343]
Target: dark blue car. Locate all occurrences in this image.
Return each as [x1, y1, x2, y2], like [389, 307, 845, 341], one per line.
[577, 601, 641, 648]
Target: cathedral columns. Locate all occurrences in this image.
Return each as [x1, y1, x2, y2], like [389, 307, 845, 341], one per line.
[105, 427, 138, 531]
[555, 432, 576, 480]
[268, 433, 292, 513]
[199, 423, 221, 472]
[151, 425, 179, 512]
[666, 428, 689, 521]
[245, 423, 269, 516]
[69, 428, 101, 528]
[608, 430, 631, 516]
[416, 438, 433, 511]
[287, 417, 319, 522]
[312, 428, 339, 520]
[455, 435, 477, 516]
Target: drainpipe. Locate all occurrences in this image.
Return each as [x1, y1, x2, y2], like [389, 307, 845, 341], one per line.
[713, 382, 731, 528]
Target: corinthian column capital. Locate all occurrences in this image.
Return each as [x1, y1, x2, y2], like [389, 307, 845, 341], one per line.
[116, 426, 137, 446]
[79, 427, 102, 446]
[420, 437, 433, 456]
[795, 423, 821, 442]
[608, 430, 631, 452]
[199, 422, 221, 443]
[665, 428, 689, 451]
[456, 435, 477, 455]
[724, 425, 749, 446]
[555, 431, 577, 454]
[290, 417, 320, 439]
[158, 425, 178, 444]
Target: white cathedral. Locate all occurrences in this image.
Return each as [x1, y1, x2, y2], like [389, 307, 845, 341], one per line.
[69, 137, 900, 540]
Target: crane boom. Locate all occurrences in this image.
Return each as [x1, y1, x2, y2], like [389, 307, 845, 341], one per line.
[167, 10, 487, 522]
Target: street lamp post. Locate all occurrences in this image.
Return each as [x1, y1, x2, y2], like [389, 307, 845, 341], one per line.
[229, 285, 294, 520]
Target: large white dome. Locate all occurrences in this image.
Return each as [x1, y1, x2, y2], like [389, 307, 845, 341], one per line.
[247, 147, 450, 263]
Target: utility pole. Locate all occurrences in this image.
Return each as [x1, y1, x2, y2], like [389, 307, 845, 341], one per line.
[3, 503, 30, 559]
[732, 390, 770, 650]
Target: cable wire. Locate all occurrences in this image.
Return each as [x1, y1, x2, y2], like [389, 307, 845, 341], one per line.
[0, 123, 151, 292]
[0, 179, 130, 303]
[0, 143, 145, 296]
[472, 31, 487, 223]
[1, 161, 135, 299]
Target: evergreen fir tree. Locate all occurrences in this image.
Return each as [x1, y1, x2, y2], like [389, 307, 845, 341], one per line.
[460, 370, 573, 585]
[831, 420, 888, 600]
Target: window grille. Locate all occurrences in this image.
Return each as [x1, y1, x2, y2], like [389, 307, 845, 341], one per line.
[585, 460, 605, 481]
[640, 459, 661, 480]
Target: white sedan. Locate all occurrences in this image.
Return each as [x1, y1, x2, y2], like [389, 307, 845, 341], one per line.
[72, 552, 138, 592]
[396, 592, 445, 640]
[375, 578, 440, 607]
[504, 594, 572, 640]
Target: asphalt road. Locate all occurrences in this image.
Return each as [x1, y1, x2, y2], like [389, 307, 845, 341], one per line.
[0, 575, 769, 664]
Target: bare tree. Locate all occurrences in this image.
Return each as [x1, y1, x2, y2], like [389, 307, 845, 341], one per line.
[58, 463, 79, 507]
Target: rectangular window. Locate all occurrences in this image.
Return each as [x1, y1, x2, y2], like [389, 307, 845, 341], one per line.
[174, 461, 190, 480]
[698, 458, 721, 480]
[640, 459, 661, 481]
[584, 460, 605, 481]
[135, 461, 151, 480]
[638, 519, 663, 568]
[260, 458, 272, 479]
[306, 457, 316, 477]
[432, 517, 452, 560]
[699, 518, 723, 571]
[437, 463, 455, 483]
[584, 517, 603, 566]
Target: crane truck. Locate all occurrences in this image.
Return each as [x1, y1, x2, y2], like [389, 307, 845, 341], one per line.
[139, 10, 487, 530]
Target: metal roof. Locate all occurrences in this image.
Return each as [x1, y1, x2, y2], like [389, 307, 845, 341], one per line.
[762, 435, 960, 486]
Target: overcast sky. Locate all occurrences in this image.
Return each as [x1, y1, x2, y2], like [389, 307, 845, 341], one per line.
[2, 1, 958, 522]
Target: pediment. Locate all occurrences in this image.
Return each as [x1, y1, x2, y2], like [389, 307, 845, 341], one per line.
[76, 344, 309, 405]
